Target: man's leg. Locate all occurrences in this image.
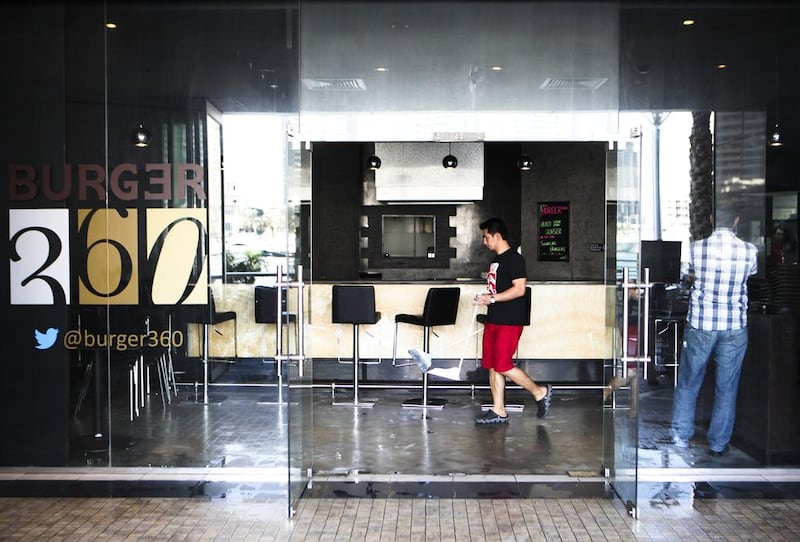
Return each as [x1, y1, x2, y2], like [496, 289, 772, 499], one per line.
[707, 327, 748, 452]
[504, 366, 552, 417]
[476, 324, 508, 422]
[489, 368, 507, 416]
[671, 327, 714, 445]
[503, 366, 548, 401]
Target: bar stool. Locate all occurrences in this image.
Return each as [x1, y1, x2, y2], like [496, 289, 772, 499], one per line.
[648, 283, 687, 386]
[139, 310, 173, 409]
[254, 285, 298, 355]
[255, 285, 298, 405]
[331, 285, 381, 407]
[73, 308, 144, 426]
[190, 287, 238, 361]
[392, 287, 461, 409]
[652, 314, 685, 386]
[184, 286, 238, 405]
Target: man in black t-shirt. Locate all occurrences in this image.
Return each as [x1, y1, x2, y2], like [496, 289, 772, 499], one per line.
[473, 218, 552, 423]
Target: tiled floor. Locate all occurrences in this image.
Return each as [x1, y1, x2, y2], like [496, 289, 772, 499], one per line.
[1, 494, 800, 541]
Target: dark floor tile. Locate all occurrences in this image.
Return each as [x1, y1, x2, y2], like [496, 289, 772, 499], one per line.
[388, 481, 458, 498]
[519, 481, 610, 499]
[449, 481, 523, 498]
[305, 481, 389, 498]
[769, 482, 800, 498]
[0, 480, 203, 498]
[694, 481, 800, 500]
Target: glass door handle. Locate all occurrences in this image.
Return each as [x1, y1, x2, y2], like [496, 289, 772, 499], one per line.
[275, 265, 306, 377]
[620, 267, 653, 369]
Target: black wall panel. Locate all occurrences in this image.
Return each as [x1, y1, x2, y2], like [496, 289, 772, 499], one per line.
[311, 143, 362, 281]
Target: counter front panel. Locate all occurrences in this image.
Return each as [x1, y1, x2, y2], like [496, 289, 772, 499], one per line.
[194, 281, 614, 362]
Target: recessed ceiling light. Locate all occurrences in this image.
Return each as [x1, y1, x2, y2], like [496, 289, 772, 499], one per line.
[716, 64, 727, 70]
[490, 66, 503, 71]
[682, 19, 695, 26]
[374, 66, 388, 72]
[105, 22, 117, 29]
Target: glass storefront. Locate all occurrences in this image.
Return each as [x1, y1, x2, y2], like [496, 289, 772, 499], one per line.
[2, 0, 798, 517]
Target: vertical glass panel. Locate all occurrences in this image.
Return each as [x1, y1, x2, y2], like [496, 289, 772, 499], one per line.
[80, 2, 304, 513]
[603, 120, 643, 518]
[286, 130, 311, 517]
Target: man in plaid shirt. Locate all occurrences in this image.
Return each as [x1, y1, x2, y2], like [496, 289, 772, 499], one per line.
[671, 208, 758, 456]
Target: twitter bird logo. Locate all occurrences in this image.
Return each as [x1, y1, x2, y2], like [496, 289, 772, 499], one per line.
[35, 328, 59, 350]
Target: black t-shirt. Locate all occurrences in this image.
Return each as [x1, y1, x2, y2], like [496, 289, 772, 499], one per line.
[486, 248, 527, 325]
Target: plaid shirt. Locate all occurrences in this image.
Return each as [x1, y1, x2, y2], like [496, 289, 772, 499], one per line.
[688, 227, 758, 330]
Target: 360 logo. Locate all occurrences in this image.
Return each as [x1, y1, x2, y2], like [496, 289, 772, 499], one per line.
[9, 208, 208, 306]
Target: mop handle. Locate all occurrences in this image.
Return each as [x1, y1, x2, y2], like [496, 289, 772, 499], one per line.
[457, 304, 481, 364]
[423, 304, 483, 353]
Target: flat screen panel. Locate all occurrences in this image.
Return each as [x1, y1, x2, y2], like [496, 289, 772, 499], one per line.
[640, 240, 682, 283]
[382, 215, 435, 257]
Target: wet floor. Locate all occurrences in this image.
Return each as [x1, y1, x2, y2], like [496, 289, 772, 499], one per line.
[64, 360, 762, 475]
[2, 360, 798, 505]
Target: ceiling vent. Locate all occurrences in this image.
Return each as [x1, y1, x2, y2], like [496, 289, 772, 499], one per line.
[301, 78, 367, 90]
[540, 77, 608, 90]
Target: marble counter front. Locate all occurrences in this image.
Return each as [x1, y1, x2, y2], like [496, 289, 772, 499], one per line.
[196, 281, 614, 361]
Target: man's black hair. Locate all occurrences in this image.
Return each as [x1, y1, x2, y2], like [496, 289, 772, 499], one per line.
[479, 217, 509, 240]
[714, 207, 739, 229]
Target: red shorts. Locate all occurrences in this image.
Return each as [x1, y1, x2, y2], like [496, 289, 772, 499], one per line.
[481, 323, 524, 373]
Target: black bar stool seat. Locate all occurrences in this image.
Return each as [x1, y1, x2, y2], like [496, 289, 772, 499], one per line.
[392, 287, 461, 409]
[254, 285, 298, 355]
[331, 285, 381, 407]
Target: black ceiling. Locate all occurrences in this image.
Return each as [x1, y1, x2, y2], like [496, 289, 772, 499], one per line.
[8, 1, 800, 115]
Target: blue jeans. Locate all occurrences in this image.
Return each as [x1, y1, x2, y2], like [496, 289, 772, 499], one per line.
[671, 326, 748, 451]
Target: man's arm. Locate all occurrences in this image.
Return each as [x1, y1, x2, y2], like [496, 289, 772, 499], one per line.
[495, 277, 527, 302]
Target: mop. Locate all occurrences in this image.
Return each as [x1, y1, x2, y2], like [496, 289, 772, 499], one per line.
[409, 302, 526, 413]
[408, 304, 482, 380]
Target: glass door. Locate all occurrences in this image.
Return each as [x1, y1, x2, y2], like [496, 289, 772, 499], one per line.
[603, 130, 646, 518]
[285, 130, 312, 516]
[78, 1, 310, 518]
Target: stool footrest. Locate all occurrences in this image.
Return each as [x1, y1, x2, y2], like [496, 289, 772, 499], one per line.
[206, 357, 237, 364]
[336, 358, 382, 365]
[332, 400, 376, 408]
[402, 397, 446, 409]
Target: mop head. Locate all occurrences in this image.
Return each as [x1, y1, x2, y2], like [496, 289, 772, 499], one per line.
[408, 348, 432, 373]
[428, 367, 462, 381]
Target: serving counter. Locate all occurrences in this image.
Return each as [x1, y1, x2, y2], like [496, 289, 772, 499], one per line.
[194, 280, 615, 363]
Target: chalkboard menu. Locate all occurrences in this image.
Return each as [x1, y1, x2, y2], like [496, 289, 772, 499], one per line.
[537, 201, 570, 261]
